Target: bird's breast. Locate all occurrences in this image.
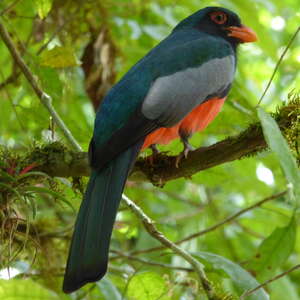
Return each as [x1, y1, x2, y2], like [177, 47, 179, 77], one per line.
[141, 55, 235, 127]
[142, 96, 226, 149]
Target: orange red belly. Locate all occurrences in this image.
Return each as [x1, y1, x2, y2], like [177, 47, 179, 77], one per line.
[142, 97, 226, 149]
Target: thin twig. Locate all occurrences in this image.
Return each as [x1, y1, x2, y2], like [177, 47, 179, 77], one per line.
[131, 191, 287, 255]
[1, 2, 76, 90]
[257, 26, 300, 106]
[0, 20, 82, 152]
[176, 191, 286, 244]
[0, 72, 19, 89]
[36, 2, 80, 55]
[0, 0, 21, 17]
[110, 250, 193, 272]
[122, 194, 216, 300]
[141, 184, 201, 207]
[234, 221, 264, 239]
[0, 68, 25, 131]
[240, 264, 300, 299]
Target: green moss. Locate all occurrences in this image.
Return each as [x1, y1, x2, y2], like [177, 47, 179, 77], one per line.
[234, 92, 300, 161]
[276, 92, 300, 160]
[0, 142, 76, 269]
[26, 141, 70, 166]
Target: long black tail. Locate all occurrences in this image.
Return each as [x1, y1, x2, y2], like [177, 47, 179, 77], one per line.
[63, 143, 141, 293]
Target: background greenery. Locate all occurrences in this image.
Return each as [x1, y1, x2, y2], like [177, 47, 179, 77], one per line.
[0, 0, 299, 299]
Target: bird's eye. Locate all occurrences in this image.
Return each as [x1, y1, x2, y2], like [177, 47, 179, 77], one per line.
[210, 12, 227, 25]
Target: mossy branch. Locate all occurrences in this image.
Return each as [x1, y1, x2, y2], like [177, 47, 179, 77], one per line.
[122, 195, 216, 299]
[6, 95, 298, 185]
[135, 95, 299, 185]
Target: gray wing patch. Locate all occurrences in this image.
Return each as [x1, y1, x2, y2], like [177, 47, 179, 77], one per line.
[141, 55, 235, 127]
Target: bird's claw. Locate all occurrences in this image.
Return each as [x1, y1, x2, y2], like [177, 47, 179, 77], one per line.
[147, 144, 160, 165]
[175, 142, 194, 168]
[150, 144, 159, 156]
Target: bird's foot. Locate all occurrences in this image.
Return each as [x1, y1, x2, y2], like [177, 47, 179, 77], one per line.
[147, 144, 160, 165]
[175, 141, 194, 168]
[150, 144, 159, 155]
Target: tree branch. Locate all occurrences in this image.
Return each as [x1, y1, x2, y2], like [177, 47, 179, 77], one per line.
[175, 191, 287, 244]
[0, 20, 82, 152]
[130, 190, 287, 256]
[2, 16, 298, 185]
[110, 250, 193, 272]
[135, 98, 299, 185]
[0, 0, 21, 17]
[20, 96, 299, 184]
[122, 194, 217, 300]
[240, 264, 300, 299]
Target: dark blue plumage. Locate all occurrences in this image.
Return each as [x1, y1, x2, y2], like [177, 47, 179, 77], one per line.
[63, 6, 257, 293]
[64, 142, 142, 292]
[91, 29, 235, 169]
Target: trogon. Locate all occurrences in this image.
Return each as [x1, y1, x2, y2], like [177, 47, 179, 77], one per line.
[63, 6, 257, 293]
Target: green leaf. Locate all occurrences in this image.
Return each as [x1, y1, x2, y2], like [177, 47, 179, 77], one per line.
[127, 271, 168, 300]
[97, 278, 122, 300]
[0, 182, 22, 199]
[247, 216, 296, 282]
[40, 46, 80, 68]
[34, 0, 53, 19]
[270, 275, 299, 300]
[194, 252, 269, 300]
[0, 279, 59, 299]
[25, 195, 37, 219]
[23, 186, 75, 211]
[37, 67, 63, 98]
[257, 107, 300, 200]
[23, 185, 63, 198]
[18, 171, 52, 180]
[0, 170, 16, 182]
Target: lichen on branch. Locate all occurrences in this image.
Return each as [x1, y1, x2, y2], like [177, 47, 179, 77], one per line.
[1, 94, 298, 186]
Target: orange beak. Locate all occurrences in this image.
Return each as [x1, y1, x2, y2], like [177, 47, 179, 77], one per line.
[226, 25, 258, 43]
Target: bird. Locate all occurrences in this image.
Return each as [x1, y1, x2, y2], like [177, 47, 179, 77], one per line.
[63, 6, 257, 293]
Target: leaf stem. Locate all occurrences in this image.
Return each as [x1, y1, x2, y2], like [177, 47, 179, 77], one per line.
[257, 26, 300, 106]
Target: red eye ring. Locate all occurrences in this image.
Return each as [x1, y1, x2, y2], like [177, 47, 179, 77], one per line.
[210, 11, 227, 25]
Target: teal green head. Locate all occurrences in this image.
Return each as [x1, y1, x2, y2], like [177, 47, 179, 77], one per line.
[173, 7, 257, 45]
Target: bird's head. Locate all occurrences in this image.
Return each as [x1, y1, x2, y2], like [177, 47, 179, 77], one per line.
[174, 7, 257, 45]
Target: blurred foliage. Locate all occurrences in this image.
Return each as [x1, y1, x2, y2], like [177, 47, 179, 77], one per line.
[0, 0, 299, 299]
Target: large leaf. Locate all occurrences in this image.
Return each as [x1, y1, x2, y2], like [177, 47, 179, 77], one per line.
[247, 216, 296, 281]
[97, 278, 122, 300]
[127, 271, 168, 300]
[40, 47, 80, 68]
[270, 275, 300, 300]
[37, 67, 63, 98]
[0, 279, 59, 299]
[0, 170, 16, 182]
[34, 0, 53, 19]
[194, 252, 269, 300]
[257, 107, 300, 200]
